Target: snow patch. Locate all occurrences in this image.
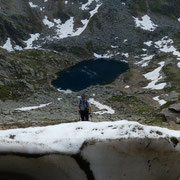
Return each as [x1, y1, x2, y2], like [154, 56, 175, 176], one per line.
[43, 16, 55, 28]
[125, 85, 130, 89]
[121, 53, 129, 58]
[135, 54, 155, 67]
[57, 89, 73, 94]
[15, 103, 52, 111]
[133, 15, 158, 31]
[24, 33, 40, 49]
[123, 39, 127, 43]
[153, 96, 167, 106]
[52, 2, 102, 39]
[143, 61, 167, 90]
[94, 51, 120, 59]
[29, 2, 38, 8]
[0, 120, 180, 154]
[177, 62, 180, 68]
[81, 0, 101, 10]
[14, 45, 23, 51]
[144, 41, 153, 47]
[0, 38, 13, 52]
[111, 45, 118, 49]
[178, 18, 180, 22]
[89, 98, 115, 115]
[155, 36, 180, 58]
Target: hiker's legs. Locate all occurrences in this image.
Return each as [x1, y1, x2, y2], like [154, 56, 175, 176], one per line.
[80, 111, 85, 121]
[85, 111, 89, 121]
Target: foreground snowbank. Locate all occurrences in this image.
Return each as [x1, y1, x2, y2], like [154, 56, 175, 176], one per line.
[0, 120, 180, 154]
[0, 120, 180, 180]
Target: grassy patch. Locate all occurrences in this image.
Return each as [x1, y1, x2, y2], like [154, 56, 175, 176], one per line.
[110, 95, 154, 115]
[0, 85, 11, 100]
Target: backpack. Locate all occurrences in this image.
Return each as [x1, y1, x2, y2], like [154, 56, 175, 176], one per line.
[79, 98, 90, 111]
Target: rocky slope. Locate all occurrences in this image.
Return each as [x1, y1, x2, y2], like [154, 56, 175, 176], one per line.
[0, 0, 180, 128]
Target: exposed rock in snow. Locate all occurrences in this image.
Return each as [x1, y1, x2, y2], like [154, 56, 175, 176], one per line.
[135, 54, 155, 67]
[153, 96, 167, 106]
[24, 33, 40, 49]
[80, 0, 101, 10]
[89, 98, 115, 114]
[155, 36, 180, 59]
[94, 52, 112, 59]
[121, 53, 129, 58]
[143, 61, 166, 90]
[133, 15, 158, 31]
[94, 50, 120, 59]
[51, 2, 102, 39]
[0, 38, 13, 52]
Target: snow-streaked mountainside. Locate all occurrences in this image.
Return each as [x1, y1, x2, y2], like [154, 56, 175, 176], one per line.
[0, 0, 180, 128]
[0, 0, 180, 68]
[0, 120, 179, 154]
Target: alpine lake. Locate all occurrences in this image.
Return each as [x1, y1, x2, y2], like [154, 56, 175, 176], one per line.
[52, 58, 129, 91]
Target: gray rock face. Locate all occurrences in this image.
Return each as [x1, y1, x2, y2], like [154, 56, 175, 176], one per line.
[162, 103, 180, 124]
[169, 103, 180, 113]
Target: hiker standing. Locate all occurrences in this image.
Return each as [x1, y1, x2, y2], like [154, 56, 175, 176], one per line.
[78, 94, 92, 121]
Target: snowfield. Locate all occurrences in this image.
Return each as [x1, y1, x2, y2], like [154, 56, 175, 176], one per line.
[133, 15, 158, 31]
[143, 61, 167, 90]
[0, 38, 13, 52]
[0, 120, 180, 154]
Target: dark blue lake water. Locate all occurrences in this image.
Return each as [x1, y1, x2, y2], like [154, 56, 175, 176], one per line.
[52, 59, 129, 91]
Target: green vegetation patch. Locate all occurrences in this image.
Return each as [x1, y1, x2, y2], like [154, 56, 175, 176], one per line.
[0, 85, 11, 100]
[110, 95, 154, 115]
[109, 95, 167, 126]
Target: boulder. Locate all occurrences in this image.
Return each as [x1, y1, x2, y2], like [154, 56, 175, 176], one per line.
[161, 103, 180, 124]
[169, 103, 180, 113]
